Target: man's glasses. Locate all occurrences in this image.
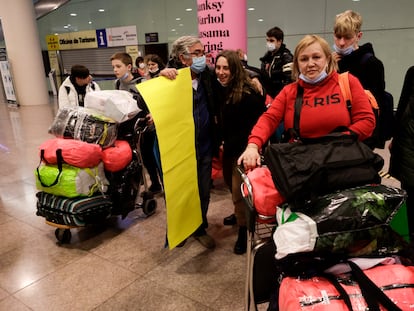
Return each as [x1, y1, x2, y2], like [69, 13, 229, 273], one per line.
[186, 50, 205, 57]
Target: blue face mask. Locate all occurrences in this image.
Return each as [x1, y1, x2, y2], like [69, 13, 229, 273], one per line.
[190, 55, 206, 74]
[299, 71, 328, 84]
[120, 72, 129, 80]
[333, 44, 354, 56]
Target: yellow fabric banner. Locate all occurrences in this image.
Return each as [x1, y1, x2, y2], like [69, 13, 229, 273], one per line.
[136, 68, 201, 249]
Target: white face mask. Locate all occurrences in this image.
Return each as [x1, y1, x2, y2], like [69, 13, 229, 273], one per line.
[266, 42, 276, 52]
[139, 63, 145, 69]
[299, 71, 328, 84]
[148, 67, 159, 74]
[333, 44, 355, 56]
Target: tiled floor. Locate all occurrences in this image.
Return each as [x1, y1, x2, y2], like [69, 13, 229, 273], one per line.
[0, 95, 253, 311]
[0, 93, 401, 311]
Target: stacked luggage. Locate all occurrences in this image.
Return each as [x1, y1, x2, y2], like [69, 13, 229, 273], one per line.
[241, 166, 414, 310]
[35, 91, 157, 243]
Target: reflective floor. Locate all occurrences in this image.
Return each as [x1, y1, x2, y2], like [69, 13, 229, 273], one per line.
[0, 94, 252, 311]
[0, 93, 400, 311]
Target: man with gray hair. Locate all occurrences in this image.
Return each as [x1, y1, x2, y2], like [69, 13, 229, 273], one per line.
[161, 35, 220, 249]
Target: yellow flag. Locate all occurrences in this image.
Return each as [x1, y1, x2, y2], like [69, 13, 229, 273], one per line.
[137, 68, 202, 248]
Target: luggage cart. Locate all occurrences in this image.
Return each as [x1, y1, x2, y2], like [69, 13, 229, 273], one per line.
[238, 166, 278, 311]
[36, 117, 158, 244]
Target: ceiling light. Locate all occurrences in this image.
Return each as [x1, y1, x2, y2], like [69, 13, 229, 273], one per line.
[88, 21, 92, 24]
[171, 28, 176, 32]
[98, 8, 105, 12]
[248, 7, 255, 11]
[185, 8, 192, 11]
[258, 18, 264, 22]
[70, 13, 77, 16]
[176, 17, 181, 21]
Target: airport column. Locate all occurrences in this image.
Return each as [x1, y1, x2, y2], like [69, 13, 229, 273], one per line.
[0, 0, 49, 106]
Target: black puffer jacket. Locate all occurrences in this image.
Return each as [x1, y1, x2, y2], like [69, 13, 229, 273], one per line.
[389, 66, 414, 188]
[260, 44, 293, 98]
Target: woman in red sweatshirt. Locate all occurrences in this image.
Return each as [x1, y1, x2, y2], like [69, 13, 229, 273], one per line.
[238, 34, 375, 170]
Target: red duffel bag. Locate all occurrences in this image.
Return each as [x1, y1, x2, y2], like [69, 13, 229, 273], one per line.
[39, 138, 102, 168]
[102, 140, 132, 172]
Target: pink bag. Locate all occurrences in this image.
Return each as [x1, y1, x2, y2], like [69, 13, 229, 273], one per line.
[39, 138, 102, 168]
[102, 140, 132, 172]
[242, 166, 285, 218]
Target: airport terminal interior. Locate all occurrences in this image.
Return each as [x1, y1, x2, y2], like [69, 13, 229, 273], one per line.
[0, 89, 400, 311]
[0, 0, 410, 310]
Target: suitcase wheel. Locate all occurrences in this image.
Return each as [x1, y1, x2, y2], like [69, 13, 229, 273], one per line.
[55, 228, 72, 244]
[143, 199, 157, 217]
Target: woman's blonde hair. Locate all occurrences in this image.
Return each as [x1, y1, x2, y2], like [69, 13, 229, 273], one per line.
[292, 35, 337, 80]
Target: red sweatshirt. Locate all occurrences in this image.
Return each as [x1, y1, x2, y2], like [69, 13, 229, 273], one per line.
[248, 71, 375, 149]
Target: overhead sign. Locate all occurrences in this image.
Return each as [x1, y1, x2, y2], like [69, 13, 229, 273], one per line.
[47, 26, 138, 50]
[145, 32, 159, 43]
[106, 26, 138, 47]
[58, 30, 97, 50]
[96, 29, 108, 48]
[46, 34, 59, 51]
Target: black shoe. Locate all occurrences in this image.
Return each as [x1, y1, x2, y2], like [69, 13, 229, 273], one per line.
[194, 233, 216, 249]
[234, 226, 247, 255]
[223, 214, 237, 226]
[176, 239, 187, 248]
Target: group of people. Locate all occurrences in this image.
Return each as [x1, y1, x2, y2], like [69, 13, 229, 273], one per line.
[56, 8, 414, 254]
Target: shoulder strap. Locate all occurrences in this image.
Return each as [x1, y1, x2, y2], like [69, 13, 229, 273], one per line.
[321, 273, 354, 311]
[36, 149, 63, 188]
[65, 86, 70, 95]
[115, 79, 120, 90]
[348, 261, 402, 311]
[338, 72, 352, 112]
[292, 84, 304, 139]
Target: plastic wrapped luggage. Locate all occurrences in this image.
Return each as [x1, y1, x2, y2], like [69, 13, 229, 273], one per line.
[84, 90, 141, 123]
[36, 115, 158, 244]
[48, 106, 118, 148]
[273, 184, 407, 260]
[36, 191, 112, 227]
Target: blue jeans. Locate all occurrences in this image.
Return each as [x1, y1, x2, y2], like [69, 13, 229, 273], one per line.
[194, 155, 212, 236]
